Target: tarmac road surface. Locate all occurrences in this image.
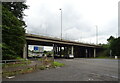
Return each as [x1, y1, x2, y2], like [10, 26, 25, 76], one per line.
[2, 58, 118, 81]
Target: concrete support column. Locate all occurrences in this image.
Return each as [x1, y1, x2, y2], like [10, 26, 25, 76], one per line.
[60, 46, 62, 57]
[59, 47, 60, 55]
[89, 49, 91, 58]
[94, 48, 96, 58]
[56, 46, 58, 54]
[57, 47, 59, 55]
[64, 47, 65, 55]
[66, 47, 68, 55]
[53, 44, 55, 56]
[86, 49, 88, 58]
[68, 46, 70, 54]
[67, 46, 69, 54]
[23, 43, 28, 59]
[58, 46, 60, 55]
[64, 46, 67, 55]
[55, 45, 57, 55]
[71, 46, 74, 55]
[57, 46, 59, 55]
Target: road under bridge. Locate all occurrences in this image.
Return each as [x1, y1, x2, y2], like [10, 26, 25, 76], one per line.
[23, 33, 102, 59]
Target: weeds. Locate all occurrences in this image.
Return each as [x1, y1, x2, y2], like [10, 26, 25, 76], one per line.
[2, 59, 65, 78]
[52, 61, 64, 67]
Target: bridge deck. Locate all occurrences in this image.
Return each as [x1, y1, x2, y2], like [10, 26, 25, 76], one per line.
[26, 33, 101, 48]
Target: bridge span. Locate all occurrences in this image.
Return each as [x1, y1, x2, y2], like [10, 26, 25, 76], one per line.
[23, 33, 102, 58]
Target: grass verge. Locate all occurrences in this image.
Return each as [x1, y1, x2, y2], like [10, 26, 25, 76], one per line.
[2, 61, 65, 77]
[3, 67, 35, 77]
[52, 61, 65, 67]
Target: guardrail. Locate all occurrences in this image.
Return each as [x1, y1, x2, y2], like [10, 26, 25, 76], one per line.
[0, 59, 27, 64]
[2, 57, 54, 77]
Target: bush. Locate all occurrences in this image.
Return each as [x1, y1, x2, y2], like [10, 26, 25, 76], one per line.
[39, 66, 46, 70]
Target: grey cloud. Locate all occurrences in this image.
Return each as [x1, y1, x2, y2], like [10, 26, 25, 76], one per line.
[24, 0, 118, 44]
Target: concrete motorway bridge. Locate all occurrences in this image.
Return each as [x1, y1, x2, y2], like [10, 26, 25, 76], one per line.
[23, 33, 102, 59]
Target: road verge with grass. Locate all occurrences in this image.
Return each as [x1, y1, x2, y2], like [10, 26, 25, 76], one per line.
[2, 58, 65, 78]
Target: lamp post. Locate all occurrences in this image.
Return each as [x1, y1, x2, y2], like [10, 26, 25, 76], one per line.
[59, 8, 62, 40]
[96, 25, 98, 45]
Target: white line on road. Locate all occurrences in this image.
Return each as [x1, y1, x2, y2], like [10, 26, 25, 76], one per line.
[90, 73, 118, 79]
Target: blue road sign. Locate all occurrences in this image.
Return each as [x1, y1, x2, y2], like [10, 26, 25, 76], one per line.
[34, 46, 39, 51]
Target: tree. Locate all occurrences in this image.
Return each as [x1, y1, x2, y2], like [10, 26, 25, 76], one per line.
[107, 36, 115, 48]
[110, 37, 120, 56]
[107, 36, 115, 42]
[105, 36, 120, 57]
[2, 2, 28, 59]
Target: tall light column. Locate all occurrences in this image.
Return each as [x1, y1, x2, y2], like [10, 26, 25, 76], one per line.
[59, 8, 62, 40]
[96, 25, 98, 45]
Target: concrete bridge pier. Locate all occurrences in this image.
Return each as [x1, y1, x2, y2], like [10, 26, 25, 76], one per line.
[74, 46, 83, 58]
[87, 48, 91, 58]
[56, 46, 58, 56]
[57, 46, 59, 56]
[64, 46, 68, 57]
[53, 44, 55, 56]
[56, 46, 58, 55]
[86, 48, 97, 58]
[94, 48, 96, 58]
[53, 44, 60, 57]
[71, 46, 74, 56]
[23, 43, 28, 59]
[53, 44, 58, 56]
[85, 49, 88, 58]
[63, 46, 67, 57]
[66, 46, 74, 57]
[56, 46, 61, 57]
[60, 46, 62, 57]
[58, 46, 60, 55]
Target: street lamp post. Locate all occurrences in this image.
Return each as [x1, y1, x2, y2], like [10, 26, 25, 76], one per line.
[96, 25, 98, 45]
[59, 8, 62, 40]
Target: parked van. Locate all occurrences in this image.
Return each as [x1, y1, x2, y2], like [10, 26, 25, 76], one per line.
[65, 54, 74, 59]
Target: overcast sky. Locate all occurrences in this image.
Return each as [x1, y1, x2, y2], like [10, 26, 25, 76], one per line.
[24, 0, 119, 44]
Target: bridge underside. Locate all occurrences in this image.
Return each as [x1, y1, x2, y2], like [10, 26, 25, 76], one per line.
[23, 39, 100, 59]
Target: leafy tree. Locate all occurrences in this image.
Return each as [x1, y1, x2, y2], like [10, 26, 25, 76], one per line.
[100, 36, 120, 58]
[107, 36, 115, 42]
[110, 37, 120, 56]
[2, 2, 28, 59]
[103, 36, 120, 57]
[107, 36, 115, 49]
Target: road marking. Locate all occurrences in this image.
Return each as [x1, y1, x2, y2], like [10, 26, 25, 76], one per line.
[104, 74, 118, 79]
[90, 73, 118, 79]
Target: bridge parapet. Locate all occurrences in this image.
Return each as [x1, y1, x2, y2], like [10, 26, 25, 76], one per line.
[25, 33, 101, 48]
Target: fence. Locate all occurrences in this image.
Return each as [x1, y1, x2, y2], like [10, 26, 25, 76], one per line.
[2, 57, 54, 77]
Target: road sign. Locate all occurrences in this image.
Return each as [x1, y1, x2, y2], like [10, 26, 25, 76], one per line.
[34, 46, 39, 51]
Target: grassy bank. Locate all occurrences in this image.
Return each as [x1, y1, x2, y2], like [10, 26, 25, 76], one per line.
[2, 60, 64, 77]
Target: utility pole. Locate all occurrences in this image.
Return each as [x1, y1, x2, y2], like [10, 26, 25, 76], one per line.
[59, 8, 62, 40]
[96, 25, 98, 45]
[116, 33, 118, 38]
